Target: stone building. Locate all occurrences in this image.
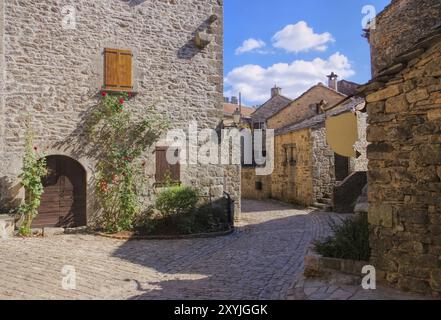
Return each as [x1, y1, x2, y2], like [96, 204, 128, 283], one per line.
[267, 83, 346, 131]
[359, 0, 441, 295]
[0, 0, 241, 227]
[242, 80, 367, 210]
[250, 86, 293, 130]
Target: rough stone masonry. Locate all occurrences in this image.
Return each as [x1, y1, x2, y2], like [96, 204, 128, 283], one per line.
[0, 0, 241, 222]
[361, 0, 441, 296]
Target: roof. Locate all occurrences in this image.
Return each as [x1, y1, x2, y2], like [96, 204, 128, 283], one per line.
[357, 25, 441, 96]
[337, 80, 360, 96]
[223, 103, 255, 118]
[275, 96, 365, 136]
[251, 94, 293, 122]
[267, 83, 346, 121]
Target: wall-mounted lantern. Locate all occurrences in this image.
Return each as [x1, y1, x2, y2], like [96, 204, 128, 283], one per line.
[233, 108, 241, 125]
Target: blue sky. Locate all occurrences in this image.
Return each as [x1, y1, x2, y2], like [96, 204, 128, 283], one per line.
[224, 0, 391, 105]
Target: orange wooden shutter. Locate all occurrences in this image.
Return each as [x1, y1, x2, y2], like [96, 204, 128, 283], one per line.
[104, 48, 133, 90]
[104, 49, 119, 89]
[118, 50, 133, 90]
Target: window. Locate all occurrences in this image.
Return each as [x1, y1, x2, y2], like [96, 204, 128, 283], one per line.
[104, 48, 133, 91]
[283, 144, 297, 166]
[253, 122, 265, 130]
[155, 147, 180, 185]
[255, 181, 263, 190]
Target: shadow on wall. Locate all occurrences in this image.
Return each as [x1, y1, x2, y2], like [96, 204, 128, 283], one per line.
[0, 176, 22, 213]
[177, 17, 217, 60]
[110, 207, 349, 300]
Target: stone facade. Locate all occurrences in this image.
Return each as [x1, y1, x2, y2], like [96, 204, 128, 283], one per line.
[251, 91, 292, 127]
[243, 126, 336, 207]
[242, 83, 367, 208]
[0, 0, 241, 222]
[241, 167, 272, 200]
[268, 84, 345, 130]
[361, 19, 441, 294]
[368, 0, 441, 76]
[271, 128, 314, 206]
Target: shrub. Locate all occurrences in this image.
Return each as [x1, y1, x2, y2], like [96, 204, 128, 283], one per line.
[155, 185, 199, 216]
[18, 125, 47, 236]
[314, 214, 371, 261]
[135, 194, 230, 236]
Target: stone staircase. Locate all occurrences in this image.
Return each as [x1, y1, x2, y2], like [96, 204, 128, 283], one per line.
[313, 197, 333, 212]
[333, 171, 368, 213]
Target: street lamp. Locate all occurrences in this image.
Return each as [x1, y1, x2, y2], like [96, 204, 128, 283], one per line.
[233, 108, 241, 126]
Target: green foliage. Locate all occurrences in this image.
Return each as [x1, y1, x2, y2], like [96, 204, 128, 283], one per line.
[136, 199, 230, 236]
[155, 185, 200, 216]
[86, 92, 169, 233]
[314, 214, 371, 261]
[18, 126, 47, 236]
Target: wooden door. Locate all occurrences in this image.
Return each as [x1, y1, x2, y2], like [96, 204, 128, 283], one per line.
[335, 153, 350, 182]
[32, 156, 86, 228]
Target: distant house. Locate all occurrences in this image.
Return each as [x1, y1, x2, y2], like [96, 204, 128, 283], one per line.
[242, 75, 367, 211]
[250, 86, 293, 129]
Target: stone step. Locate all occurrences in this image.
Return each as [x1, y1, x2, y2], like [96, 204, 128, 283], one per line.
[318, 198, 333, 205]
[312, 203, 333, 212]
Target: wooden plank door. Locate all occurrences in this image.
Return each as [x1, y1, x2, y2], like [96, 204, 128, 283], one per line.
[32, 156, 86, 228]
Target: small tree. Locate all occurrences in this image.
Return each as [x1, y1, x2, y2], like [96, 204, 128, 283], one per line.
[18, 128, 47, 236]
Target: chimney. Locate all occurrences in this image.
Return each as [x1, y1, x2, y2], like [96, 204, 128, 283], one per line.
[271, 85, 282, 98]
[230, 96, 239, 105]
[327, 72, 338, 91]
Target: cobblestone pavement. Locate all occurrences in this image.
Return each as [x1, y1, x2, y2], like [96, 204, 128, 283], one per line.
[287, 274, 437, 300]
[1, 200, 347, 300]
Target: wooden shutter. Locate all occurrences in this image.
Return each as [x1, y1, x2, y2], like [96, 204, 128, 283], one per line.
[104, 48, 133, 91]
[155, 147, 180, 184]
[118, 50, 133, 90]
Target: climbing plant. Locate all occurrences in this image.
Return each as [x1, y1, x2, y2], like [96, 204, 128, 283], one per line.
[18, 127, 47, 236]
[86, 92, 169, 232]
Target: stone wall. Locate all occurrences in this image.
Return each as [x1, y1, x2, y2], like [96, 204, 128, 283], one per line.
[241, 167, 272, 200]
[350, 110, 369, 172]
[267, 84, 345, 130]
[364, 37, 441, 295]
[271, 128, 314, 206]
[369, 0, 441, 76]
[0, 0, 241, 221]
[311, 126, 335, 205]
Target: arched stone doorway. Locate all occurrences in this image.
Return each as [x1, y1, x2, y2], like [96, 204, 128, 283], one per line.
[32, 155, 87, 228]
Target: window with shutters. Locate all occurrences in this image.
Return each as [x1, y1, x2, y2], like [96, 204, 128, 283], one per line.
[155, 147, 181, 185]
[103, 48, 133, 91]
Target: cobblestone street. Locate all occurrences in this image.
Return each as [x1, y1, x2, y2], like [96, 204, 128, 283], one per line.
[1, 200, 348, 300]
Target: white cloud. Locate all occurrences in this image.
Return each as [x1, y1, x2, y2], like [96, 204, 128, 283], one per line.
[224, 52, 355, 104]
[235, 38, 266, 55]
[272, 21, 334, 53]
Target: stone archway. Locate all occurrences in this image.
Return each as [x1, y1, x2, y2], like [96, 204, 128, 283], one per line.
[32, 155, 87, 228]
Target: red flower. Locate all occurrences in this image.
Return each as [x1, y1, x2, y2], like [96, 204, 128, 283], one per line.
[119, 98, 125, 105]
[101, 91, 107, 97]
